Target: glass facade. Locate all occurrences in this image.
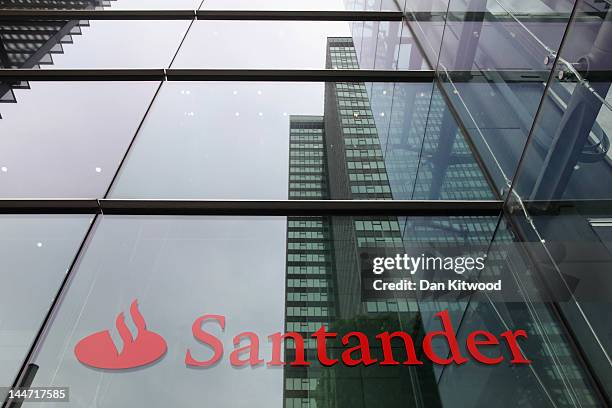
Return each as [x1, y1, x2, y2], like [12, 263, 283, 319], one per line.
[1, 0, 611, 407]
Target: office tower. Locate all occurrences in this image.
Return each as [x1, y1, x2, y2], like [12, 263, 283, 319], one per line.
[283, 37, 441, 408]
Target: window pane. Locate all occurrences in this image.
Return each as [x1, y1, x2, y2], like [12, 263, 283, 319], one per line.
[111, 0, 202, 9]
[171, 20, 424, 70]
[109, 81, 491, 200]
[431, 0, 576, 196]
[0, 214, 92, 388]
[28, 215, 492, 407]
[24, 214, 597, 407]
[200, 0, 398, 11]
[0, 0, 109, 9]
[0, 82, 158, 198]
[512, 0, 612, 201]
[1, 20, 188, 69]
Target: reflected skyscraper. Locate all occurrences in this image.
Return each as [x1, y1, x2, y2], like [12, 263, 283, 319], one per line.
[284, 37, 441, 408]
[0, 0, 113, 115]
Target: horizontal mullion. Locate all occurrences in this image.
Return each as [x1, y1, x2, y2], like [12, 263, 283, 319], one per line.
[100, 199, 502, 216]
[0, 199, 503, 216]
[0, 199, 100, 214]
[0, 68, 166, 81]
[5, 68, 596, 83]
[0, 9, 402, 21]
[0, 68, 435, 82]
[195, 10, 403, 21]
[165, 69, 434, 82]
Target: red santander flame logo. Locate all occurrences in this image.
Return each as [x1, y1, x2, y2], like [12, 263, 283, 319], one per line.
[74, 300, 167, 370]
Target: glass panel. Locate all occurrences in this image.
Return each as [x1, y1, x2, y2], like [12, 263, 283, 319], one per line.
[1, 20, 189, 69]
[200, 0, 398, 11]
[490, 2, 612, 401]
[109, 80, 491, 200]
[0, 0, 202, 10]
[349, 16, 428, 72]
[23, 215, 493, 407]
[411, 84, 496, 200]
[0, 0, 112, 9]
[0, 81, 158, 198]
[23, 214, 602, 407]
[428, 0, 577, 195]
[0, 215, 92, 389]
[171, 20, 426, 70]
[512, 0, 612, 201]
[438, 298, 601, 407]
[401, 214, 497, 381]
[471, 209, 609, 405]
[110, 0, 202, 9]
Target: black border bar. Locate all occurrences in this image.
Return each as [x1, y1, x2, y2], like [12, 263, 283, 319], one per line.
[0, 9, 195, 20]
[0, 199, 99, 214]
[0, 9, 402, 21]
[165, 69, 434, 82]
[0, 199, 503, 216]
[195, 10, 403, 20]
[0, 68, 435, 82]
[0, 69, 165, 81]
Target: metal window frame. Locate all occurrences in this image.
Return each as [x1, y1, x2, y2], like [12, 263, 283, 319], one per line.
[0, 68, 435, 81]
[0, 9, 403, 21]
[0, 199, 503, 216]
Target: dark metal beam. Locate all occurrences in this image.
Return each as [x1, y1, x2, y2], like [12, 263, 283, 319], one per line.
[165, 69, 434, 82]
[0, 9, 402, 21]
[0, 68, 435, 82]
[2, 9, 605, 22]
[0, 10, 196, 20]
[99, 199, 502, 216]
[195, 10, 403, 21]
[0, 68, 166, 81]
[0, 199, 100, 214]
[6, 68, 603, 83]
[0, 199, 503, 215]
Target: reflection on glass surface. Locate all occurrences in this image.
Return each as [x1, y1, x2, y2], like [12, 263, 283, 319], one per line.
[400, 214, 497, 382]
[0, 19, 188, 70]
[44, 20, 189, 69]
[0, 20, 189, 69]
[173, 21, 351, 70]
[27, 215, 493, 408]
[0, 215, 92, 388]
[172, 20, 425, 70]
[0, 0, 111, 9]
[513, 0, 612, 201]
[0, 82, 158, 198]
[110, 0, 202, 9]
[0, 0, 203, 9]
[396, 0, 578, 196]
[115, 34, 478, 200]
[110, 78, 491, 201]
[438, 299, 601, 407]
[29, 216, 288, 407]
[110, 81, 322, 199]
[26, 214, 601, 407]
[109, 79, 439, 200]
[411, 85, 496, 200]
[0, 20, 84, 69]
[200, 0, 393, 11]
[471, 213, 607, 406]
